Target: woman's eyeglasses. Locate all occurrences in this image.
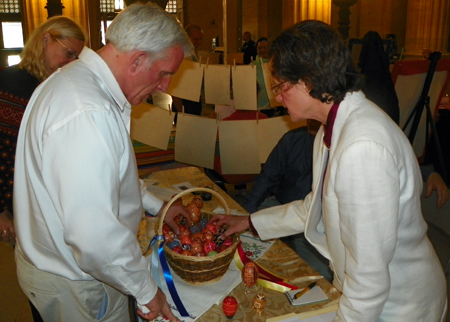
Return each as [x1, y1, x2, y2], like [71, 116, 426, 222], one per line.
[55, 38, 78, 60]
[270, 81, 287, 96]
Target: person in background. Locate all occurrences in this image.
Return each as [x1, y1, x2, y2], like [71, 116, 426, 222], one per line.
[243, 119, 332, 281]
[0, 16, 85, 322]
[13, 4, 192, 322]
[211, 20, 447, 321]
[185, 23, 203, 57]
[254, 37, 272, 116]
[241, 31, 257, 64]
[171, 23, 203, 117]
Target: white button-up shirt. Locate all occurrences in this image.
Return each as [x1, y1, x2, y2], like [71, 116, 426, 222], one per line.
[14, 47, 163, 305]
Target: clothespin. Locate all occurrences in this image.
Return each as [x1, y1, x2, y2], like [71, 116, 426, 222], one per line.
[216, 111, 221, 124]
[206, 57, 210, 68]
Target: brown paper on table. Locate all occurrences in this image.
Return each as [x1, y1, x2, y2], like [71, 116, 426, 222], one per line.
[231, 64, 257, 110]
[130, 102, 174, 150]
[166, 59, 204, 102]
[204, 64, 231, 105]
[174, 113, 217, 169]
[257, 116, 307, 163]
[262, 59, 280, 107]
[219, 119, 261, 174]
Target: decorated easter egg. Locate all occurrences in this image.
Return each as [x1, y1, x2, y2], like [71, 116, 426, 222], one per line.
[166, 239, 181, 249]
[204, 223, 217, 234]
[181, 249, 192, 256]
[191, 195, 203, 209]
[203, 240, 216, 254]
[190, 239, 204, 255]
[178, 227, 190, 239]
[242, 262, 259, 287]
[189, 222, 203, 235]
[216, 244, 230, 253]
[171, 246, 183, 254]
[222, 296, 238, 319]
[207, 250, 218, 256]
[202, 230, 214, 242]
[180, 235, 192, 246]
[186, 203, 201, 224]
[163, 232, 174, 243]
[162, 223, 173, 234]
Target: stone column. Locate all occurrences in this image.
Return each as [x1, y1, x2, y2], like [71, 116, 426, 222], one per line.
[404, 0, 450, 57]
[332, 0, 357, 39]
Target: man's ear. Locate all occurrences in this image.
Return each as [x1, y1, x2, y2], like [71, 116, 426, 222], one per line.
[130, 51, 148, 73]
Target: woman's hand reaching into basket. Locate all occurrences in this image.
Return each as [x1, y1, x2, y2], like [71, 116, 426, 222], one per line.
[208, 214, 250, 240]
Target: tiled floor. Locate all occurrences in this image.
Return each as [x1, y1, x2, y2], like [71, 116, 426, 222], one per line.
[1, 188, 450, 322]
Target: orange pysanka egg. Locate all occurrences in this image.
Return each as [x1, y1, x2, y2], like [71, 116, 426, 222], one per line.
[191, 195, 203, 209]
[242, 262, 259, 287]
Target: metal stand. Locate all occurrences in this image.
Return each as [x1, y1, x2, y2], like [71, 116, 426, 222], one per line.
[402, 51, 448, 184]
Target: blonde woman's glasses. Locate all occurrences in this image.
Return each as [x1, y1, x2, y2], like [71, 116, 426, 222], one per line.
[55, 38, 78, 60]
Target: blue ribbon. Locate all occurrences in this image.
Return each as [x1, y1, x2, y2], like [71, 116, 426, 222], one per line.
[150, 234, 189, 317]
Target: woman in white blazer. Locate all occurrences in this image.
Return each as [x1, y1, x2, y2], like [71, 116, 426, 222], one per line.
[211, 20, 447, 321]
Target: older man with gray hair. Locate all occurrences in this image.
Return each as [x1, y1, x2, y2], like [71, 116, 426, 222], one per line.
[13, 3, 193, 322]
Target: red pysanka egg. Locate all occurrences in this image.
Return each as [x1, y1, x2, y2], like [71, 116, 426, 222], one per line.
[180, 235, 192, 245]
[222, 296, 238, 319]
[181, 249, 192, 256]
[163, 232, 174, 243]
[202, 230, 214, 242]
[242, 262, 259, 287]
[204, 223, 217, 234]
[203, 240, 216, 254]
[171, 246, 183, 254]
[222, 236, 233, 247]
[178, 227, 190, 239]
[216, 244, 230, 253]
[162, 223, 173, 234]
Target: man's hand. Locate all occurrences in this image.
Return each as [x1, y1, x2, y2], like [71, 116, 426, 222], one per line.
[156, 201, 191, 235]
[208, 214, 250, 240]
[0, 209, 16, 244]
[137, 288, 180, 322]
[424, 172, 449, 209]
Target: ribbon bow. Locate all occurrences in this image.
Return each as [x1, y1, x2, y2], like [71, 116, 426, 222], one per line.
[150, 235, 189, 317]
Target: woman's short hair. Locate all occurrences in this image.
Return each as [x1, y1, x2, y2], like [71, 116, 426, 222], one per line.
[106, 3, 193, 63]
[270, 20, 362, 103]
[19, 16, 86, 81]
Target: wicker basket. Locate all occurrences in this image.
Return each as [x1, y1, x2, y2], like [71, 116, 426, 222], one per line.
[157, 187, 239, 285]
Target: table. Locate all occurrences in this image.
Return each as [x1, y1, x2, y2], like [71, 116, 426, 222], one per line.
[143, 166, 341, 321]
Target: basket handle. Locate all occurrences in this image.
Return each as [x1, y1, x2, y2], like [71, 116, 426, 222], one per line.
[156, 187, 230, 235]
